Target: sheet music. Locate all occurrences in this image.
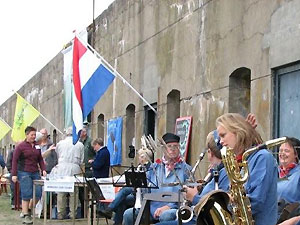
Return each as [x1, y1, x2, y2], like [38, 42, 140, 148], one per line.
[99, 184, 115, 199]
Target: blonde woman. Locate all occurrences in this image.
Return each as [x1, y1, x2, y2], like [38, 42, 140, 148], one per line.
[216, 113, 278, 225]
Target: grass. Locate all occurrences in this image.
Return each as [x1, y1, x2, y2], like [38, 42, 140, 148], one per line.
[0, 185, 113, 225]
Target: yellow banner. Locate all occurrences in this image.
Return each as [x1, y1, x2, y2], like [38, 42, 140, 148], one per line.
[0, 118, 11, 141]
[11, 93, 40, 142]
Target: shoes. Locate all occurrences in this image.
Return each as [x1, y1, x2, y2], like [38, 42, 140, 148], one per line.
[98, 208, 112, 219]
[57, 214, 64, 220]
[20, 209, 31, 218]
[23, 215, 33, 224]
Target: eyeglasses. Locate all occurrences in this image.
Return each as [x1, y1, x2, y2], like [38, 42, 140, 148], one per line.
[166, 144, 180, 150]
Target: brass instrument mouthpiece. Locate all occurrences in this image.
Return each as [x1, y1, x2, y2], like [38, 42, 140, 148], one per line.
[243, 137, 287, 161]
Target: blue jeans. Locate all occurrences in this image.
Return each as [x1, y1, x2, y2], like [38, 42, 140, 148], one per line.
[109, 187, 133, 209]
[123, 207, 177, 225]
[18, 170, 42, 201]
[109, 187, 135, 224]
[155, 217, 196, 225]
[123, 207, 141, 225]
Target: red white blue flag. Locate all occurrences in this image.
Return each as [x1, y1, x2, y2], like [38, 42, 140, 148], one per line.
[72, 37, 115, 144]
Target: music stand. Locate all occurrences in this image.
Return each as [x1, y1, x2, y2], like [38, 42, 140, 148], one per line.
[86, 178, 105, 201]
[124, 170, 148, 188]
[123, 164, 158, 224]
[84, 177, 106, 225]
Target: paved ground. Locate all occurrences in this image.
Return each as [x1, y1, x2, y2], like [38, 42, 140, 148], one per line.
[0, 191, 113, 225]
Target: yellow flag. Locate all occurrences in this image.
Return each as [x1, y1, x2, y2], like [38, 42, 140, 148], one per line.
[0, 118, 11, 141]
[11, 93, 40, 142]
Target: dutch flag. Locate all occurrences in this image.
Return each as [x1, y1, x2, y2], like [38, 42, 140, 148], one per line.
[72, 36, 115, 144]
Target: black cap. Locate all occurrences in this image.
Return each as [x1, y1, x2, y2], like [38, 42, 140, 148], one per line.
[162, 133, 180, 144]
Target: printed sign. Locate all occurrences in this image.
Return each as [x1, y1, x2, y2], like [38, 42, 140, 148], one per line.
[44, 180, 74, 193]
[175, 116, 192, 160]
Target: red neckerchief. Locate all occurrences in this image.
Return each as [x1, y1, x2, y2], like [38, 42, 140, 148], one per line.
[236, 154, 243, 163]
[162, 155, 182, 173]
[279, 163, 297, 178]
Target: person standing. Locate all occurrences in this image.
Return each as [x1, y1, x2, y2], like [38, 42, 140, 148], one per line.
[80, 125, 95, 177]
[0, 153, 5, 169]
[88, 138, 110, 178]
[50, 127, 84, 220]
[78, 125, 95, 218]
[39, 128, 57, 174]
[11, 126, 46, 224]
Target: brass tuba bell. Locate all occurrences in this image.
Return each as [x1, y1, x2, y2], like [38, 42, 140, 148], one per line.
[194, 190, 233, 225]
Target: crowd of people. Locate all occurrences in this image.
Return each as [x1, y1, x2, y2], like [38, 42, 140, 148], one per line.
[1, 112, 300, 225]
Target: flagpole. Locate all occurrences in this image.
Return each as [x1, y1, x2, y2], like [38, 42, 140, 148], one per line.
[75, 35, 157, 114]
[0, 117, 12, 129]
[13, 91, 64, 135]
[38, 114, 64, 135]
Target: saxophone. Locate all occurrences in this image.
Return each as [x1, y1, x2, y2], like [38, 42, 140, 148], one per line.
[219, 137, 287, 225]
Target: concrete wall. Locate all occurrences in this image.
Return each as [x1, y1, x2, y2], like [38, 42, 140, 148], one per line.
[1, 0, 300, 174]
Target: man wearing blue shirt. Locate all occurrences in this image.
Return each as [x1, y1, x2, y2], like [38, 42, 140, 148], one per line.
[123, 133, 192, 225]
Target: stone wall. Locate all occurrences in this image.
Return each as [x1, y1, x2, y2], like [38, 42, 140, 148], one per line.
[1, 0, 300, 174]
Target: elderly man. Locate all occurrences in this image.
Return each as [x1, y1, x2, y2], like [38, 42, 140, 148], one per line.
[78, 125, 95, 218]
[79, 125, 95, 177]
[123, 133, 192, 225]
[39, 128, 57, 174]
[50, 127, 84, 220]
[88, 138, 110, 178]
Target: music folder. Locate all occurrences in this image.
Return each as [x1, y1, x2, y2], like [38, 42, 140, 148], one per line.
[124, 170, 148, 188]
[86, 178, 105, 201]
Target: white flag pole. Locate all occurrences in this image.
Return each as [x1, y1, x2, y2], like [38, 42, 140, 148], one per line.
[38, 114, 64, 135]
[75, 35, 157, 114]
[13, 91, 64, 135]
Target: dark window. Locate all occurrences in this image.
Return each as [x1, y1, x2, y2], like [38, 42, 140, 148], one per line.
[167, 90, 180, 133]
[97, 114, 105, 140]
[229, 67, 251, 117]
[274, 63, 300, 140]
[144, 103, 157, 139]
[126, 104, 136, 157]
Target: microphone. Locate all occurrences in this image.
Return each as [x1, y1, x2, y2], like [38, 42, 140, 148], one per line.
[198, 149, 206, 161]
[191, 149, 207, 175]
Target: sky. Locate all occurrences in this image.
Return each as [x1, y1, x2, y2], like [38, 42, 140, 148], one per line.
[0, 0, 114, 105]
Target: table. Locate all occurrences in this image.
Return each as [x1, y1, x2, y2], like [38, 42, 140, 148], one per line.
[33, 179, 90, 225]
[32, 178, 125, 225]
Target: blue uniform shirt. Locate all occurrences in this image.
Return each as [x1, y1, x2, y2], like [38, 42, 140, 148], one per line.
[246, 149, 278, 225]
[147, 161, 192, 218]
[192, 166, 230, 205]
[277, 164, 300, 203]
